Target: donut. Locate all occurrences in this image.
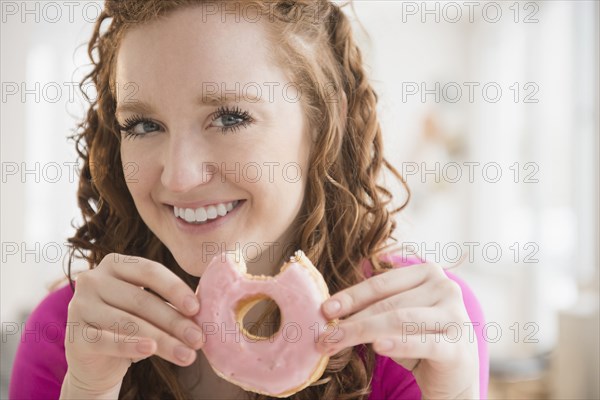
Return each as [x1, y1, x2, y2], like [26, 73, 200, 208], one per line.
[193, 250, 331, 397]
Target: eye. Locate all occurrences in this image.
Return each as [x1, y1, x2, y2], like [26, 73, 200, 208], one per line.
[117, 115, 161, 139]
[211, 105, 255, 134]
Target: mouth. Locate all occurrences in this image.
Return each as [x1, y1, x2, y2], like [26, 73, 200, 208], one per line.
[171, 199, 244, 226]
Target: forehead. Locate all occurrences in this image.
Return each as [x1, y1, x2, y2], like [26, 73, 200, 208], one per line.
[115, 5, 286, 102]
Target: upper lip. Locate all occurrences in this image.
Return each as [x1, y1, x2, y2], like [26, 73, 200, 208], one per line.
[167, 199, 243, 209]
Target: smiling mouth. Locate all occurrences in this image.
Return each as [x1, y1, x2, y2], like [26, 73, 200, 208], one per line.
[173, 200, 242, 225]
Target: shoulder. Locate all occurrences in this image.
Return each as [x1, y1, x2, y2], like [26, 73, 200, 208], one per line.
[31, 281, 74, 319]
[22, 282, 75, 333]
[9, 282, 74, 399]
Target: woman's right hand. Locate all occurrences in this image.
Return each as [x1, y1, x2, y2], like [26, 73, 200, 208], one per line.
[60, 253, 204, 398]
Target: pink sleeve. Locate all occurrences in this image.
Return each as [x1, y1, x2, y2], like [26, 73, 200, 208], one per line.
[368, 256, 489, 399]
[9, 284, 73, 400]
[442, 270, 489, 399]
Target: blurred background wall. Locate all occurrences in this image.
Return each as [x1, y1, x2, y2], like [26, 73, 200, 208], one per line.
[1, 1, 599, 399]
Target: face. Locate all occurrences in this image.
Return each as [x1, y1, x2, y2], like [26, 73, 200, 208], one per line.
[115, 5, 311, 277]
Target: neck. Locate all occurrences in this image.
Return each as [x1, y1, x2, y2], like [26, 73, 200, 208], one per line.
[244, 234, 298, 277]
[177, 351, 248, 399]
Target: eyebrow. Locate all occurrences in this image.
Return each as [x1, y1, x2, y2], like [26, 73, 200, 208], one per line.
[115, 90, 266, 116]
[201, 91, 265, 106]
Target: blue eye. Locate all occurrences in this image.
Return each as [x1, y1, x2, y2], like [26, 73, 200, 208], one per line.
[117, 106, 255, 139]
[117, 115, 161, 139]
[211, 105, 255, 134]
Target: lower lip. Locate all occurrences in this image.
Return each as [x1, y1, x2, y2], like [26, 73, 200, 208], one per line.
[171, 200, 245, 234]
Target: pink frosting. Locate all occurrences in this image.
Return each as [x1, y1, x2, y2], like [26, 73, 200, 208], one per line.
[193, 252, 330, 397]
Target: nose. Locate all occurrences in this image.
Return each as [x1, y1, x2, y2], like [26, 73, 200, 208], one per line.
[160, 134, 215, 193]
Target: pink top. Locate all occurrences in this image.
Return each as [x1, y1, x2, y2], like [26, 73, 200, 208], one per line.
[9, 256, 489, 399]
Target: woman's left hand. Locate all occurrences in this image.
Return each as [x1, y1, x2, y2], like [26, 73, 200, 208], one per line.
[317, 262, 480, 399]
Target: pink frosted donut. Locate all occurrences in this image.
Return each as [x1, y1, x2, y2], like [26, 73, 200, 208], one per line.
[193, 250, 331, 397]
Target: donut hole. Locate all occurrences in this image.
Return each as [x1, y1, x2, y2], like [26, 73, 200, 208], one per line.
[236, 295, 282, 340]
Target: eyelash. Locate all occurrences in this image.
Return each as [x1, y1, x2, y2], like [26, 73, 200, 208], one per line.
[117, 115, 155, 139]
[213, 105, 254, 134]
[116, 105, 255, 139]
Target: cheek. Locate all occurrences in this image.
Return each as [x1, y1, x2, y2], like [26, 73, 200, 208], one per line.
[275, 169, 307, 220]
[120, 144, 156, 200]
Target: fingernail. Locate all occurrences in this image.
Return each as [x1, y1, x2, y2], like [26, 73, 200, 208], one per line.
[323, 299, 341, 316]
[327, 326, 344, 344]
[375, 339, 394, 352]
[316, 337, 335, 354]
[317, 326, 344, 348]
[174, 345, 194, 363]
[184, 327, 204, 345]
[184, 295, 199, 313]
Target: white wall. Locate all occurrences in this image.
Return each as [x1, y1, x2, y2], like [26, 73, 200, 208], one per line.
[1, 4, 98, 396]
[351, 0, 599, 364]
[2, 1, 99, 323]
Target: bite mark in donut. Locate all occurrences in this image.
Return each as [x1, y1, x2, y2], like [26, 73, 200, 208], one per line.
[194, 250, 331, 397]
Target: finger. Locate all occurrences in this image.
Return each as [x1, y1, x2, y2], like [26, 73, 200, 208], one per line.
[317, 307, 451, 355]
[345, 282, 442, 322]
[79, 306, 197, 367]
[72, 324, 157, 361]
[373, 333, 461, 365]
[322, 263, 441, 319]
[97, 278, 205, 350]
[108, 256, 200, 316]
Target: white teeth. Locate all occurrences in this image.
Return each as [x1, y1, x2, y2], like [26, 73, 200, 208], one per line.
[206, 205, 217, 219]
[172, 200, 240, 223]
[184, 208, 195, 223]
[195, 207, 208, 222]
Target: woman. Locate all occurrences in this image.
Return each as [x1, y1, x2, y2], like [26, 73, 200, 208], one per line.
[10, 1, 488, 399]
